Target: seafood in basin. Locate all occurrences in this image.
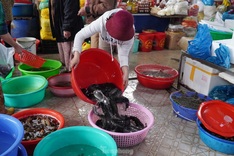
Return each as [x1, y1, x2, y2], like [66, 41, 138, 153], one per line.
[82, 83, 146, 133]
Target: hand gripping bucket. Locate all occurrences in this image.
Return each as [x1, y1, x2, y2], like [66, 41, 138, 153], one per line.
[153, 32, 166, 51]
[16, 37, 36, 55]
[139, 33, 154, 52]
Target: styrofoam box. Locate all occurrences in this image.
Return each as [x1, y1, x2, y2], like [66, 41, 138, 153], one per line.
[211, 39, 234, 64]
[181, 57, 230, 96]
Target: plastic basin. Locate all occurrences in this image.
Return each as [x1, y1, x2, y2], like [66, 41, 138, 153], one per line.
[12, 108, 65, 155]
[196, 119, 234, 155]
[170, 91, 212, 122]
[2, 75, 48, 108]
[0, 67, 15, 82]
[18, 59, 62, 79]
[18, 144, 27, 156]
[48, 73, 75, 97]
[88, 103, 154, 147]
[71, 48, 124, 104]
[33, 126, 117, 156]
[197, 100, 234, 137]
[0, 114, 24, 156]
[135, 64, 179, 89]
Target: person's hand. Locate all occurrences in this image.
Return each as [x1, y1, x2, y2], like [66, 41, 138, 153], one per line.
[78, 7, 86, 16]
[14, 43, 23, 54]
[63, 31, 71, 39]
[70, 52, 80, 70]
[121, 66, 129, 89]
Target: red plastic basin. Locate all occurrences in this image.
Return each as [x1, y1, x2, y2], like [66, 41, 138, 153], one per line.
[135, 64, 179, 89]
[197, 100, 234, 138]
[12, 108, 65, 155]
[71, 48, 124, 104]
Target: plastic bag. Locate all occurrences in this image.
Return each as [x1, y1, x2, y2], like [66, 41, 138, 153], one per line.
[222, 11, 234, 21]
[0, 43, 15, 78]
[208, 85, 234, 101]
[202, 0, 214, 5]
[187, 24, 212, 60]
[0, 43, 14, 68]
[206, 43, 231, 69]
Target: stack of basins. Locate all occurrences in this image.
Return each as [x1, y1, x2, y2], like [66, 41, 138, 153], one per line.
[197, 100, 234, 155]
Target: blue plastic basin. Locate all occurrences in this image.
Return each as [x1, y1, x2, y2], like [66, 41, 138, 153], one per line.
[170, 91, 212, 121]
[0, 114, 24, 156]
[196, 119, 234, 155]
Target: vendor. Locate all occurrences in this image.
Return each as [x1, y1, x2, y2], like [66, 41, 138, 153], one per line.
[0, 1, 23, 114]
[70, 8, 135, 88]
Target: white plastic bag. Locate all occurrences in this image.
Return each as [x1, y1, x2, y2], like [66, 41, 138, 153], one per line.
[0, 43, 15, 68]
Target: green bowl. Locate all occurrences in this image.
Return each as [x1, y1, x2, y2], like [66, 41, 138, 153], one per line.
[34, 126, 117, 156]
[0, 67, 15, 82]
[18, 59, 62, 79]
[2, 75, 48, 108]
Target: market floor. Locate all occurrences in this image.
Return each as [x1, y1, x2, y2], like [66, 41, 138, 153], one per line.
[14, 49, 230, 156]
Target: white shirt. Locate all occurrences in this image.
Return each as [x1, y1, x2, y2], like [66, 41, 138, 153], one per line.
[72, 8, 134, 67]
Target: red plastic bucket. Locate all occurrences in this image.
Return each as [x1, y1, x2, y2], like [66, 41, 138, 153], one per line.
[153, 32, 166, 51]
[139, 33, 154, 52]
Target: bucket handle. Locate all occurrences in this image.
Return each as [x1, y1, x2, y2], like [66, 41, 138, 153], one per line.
[24, 42, 35, 49]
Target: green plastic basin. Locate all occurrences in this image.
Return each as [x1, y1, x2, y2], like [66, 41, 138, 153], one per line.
[34, 126, 117, 156]
[2, 75, 48, 108]
[18, 59, 62, 79]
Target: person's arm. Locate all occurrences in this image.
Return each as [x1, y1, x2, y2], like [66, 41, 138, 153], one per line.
[70, 16, 103, 70]
[1, 33, 23, 53]
[117, 38, 134, 88]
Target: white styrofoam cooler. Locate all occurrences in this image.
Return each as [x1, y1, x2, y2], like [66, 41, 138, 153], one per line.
[181, 57, 230, 96]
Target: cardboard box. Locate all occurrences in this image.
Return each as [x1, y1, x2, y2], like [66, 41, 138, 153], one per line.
[181, 57, 230, 96]
[165, 31, 185, 50]
[177, 37, 194, 51]
[211, 38, 234, 64]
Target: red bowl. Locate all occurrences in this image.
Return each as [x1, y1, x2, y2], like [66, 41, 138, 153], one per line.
[12, 108, 65, 155]
[71, 48, 124, 104]
[48, 73, 75, 97]
[197, 100, 234, 138]
[135, 64, 179, 89]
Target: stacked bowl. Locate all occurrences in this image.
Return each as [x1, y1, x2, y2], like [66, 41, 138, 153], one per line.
[197, 100, 234, 155]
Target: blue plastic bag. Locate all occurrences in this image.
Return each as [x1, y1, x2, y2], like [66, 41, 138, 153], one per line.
[206, 43, 231, 69]
[222, 11, 234, 21]
[187, 24, 212, 60]
[202, 0, 214, 5]
[208, 85, 234, 101]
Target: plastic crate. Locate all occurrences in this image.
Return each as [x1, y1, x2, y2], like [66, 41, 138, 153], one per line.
[210, 30, 233, 40]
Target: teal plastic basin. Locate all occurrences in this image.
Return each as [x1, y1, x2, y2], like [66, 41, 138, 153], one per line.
[18, 59, 62, 79]
[34, 126, 117, 156]
[2, 75, 48, 108]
